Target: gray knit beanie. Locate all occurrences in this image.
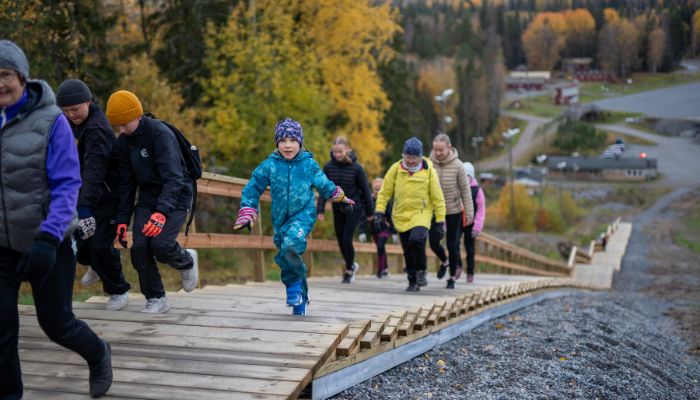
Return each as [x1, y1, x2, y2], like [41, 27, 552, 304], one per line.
[0, 40, 29, 80]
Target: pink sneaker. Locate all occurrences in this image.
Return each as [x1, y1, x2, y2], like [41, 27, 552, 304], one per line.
[454, 266, 463, 280]
[466, 274, 474, 283]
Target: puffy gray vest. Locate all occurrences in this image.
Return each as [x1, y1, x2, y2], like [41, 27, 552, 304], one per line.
[0, 80, 77, 252]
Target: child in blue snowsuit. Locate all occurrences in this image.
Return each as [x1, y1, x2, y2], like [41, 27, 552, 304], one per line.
[233, 118, 354, 315]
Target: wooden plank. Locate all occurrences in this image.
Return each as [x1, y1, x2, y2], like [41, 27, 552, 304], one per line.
[19, 306, 348, 337]
[20, 325, 333, 358]
[19, 315, 338, 346]
[21, 360, 299, 396]
[22, 375, 285, 400]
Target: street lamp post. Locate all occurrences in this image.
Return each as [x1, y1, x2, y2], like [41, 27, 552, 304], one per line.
[503, 128, 520, 230]
[536, 154, 548, 210]
[471, 136, 483, 169]
[556, 161, 567, 211]
[572, 162, 580, 199]
[434, 88, 454, 133]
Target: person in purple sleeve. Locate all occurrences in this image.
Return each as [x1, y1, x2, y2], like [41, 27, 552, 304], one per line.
[0, 40, 112, 399]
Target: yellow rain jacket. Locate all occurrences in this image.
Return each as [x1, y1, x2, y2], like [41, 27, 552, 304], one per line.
[375, 158, 446, 233]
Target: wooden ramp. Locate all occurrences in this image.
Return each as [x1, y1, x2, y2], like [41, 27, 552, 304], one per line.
[573, 221, 633, 289]
[17, 273, 588, 399]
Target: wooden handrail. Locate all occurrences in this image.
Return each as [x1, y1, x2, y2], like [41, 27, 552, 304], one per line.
[122, 171, 573, 279]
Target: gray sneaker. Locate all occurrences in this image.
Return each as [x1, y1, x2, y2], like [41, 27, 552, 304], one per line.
[105, 292, 129, 311]
[181, 249, 199, 292]
[81, 266, 100, 287]
[142, 296, 170, 314]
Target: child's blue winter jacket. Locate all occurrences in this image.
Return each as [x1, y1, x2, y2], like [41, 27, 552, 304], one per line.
[241, 150, 337, 248]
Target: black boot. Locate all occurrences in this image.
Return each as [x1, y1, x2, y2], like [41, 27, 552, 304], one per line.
[89, 340, 113, 398]
[437, 262, 448, 279]
[417, 270, 428, 287]
[446, 279, 455, 289]
[406, 282, 420, 292]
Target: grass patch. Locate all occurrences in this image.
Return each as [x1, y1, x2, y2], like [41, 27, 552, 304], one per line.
[579, 72, 700, 103]
[509, 95, 565, 119]
[676, 235, 700, 253]
[606, 132, 657, 146]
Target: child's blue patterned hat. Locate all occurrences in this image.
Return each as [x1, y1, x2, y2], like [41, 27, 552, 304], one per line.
[274, 118, 304, 145]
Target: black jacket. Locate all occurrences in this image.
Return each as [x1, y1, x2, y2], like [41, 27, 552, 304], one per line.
[316, 151, 373, 214]
[116, 116, 193, 224]
[71, 103, 120, 210]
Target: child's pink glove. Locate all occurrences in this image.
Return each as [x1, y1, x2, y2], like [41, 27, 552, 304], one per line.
[329, 186, 355, 206]
[233, 207, 258, 231]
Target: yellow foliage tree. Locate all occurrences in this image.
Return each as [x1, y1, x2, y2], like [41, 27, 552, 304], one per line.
[118, 53, 202, 155]
[563, 9, 596, 57]
[495, 183, 537, 232]
[692, 9, 700, 56]
[300, 0, 401, 175]
[648, 27, 665, 74]
[598, 15, 639, 77]
[522, 12, 567, 71]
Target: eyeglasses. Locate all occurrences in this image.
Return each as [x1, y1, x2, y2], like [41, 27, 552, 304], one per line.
[0, 71, 18, 83]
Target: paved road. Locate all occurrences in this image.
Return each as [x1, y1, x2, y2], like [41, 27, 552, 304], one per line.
[479, 112, 552, 171]
[597, 123, 700, 188]
[593, 81, 700, 120]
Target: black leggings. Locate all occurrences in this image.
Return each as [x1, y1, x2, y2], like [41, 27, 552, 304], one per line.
[399, 226, 428, 284]
[464, 225, 476, 275]
[333, 206, 363, 270]
[429, 213, 463, 276]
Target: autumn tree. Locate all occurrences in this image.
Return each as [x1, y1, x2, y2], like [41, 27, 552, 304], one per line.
[299, 0, 401, 175]
[0, 0, 119, 101]
[522, 12, 567, 71]
[598, 12, 639, 77]
[647, 27, 665, 74]
[201, 0, 331, 177]
[562, 9, 596, 58]
[693, 9, 700, 57]
[495, 183, 537, 232]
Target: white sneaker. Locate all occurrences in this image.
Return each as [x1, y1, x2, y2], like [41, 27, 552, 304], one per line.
[80, 267, 100, 287]
[142, 296, 170, 314]
[181, 249, 199, 292]
[105, 292, 129, 311]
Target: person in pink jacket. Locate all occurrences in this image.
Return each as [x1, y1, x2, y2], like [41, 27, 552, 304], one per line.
[462, 162, 486, 283]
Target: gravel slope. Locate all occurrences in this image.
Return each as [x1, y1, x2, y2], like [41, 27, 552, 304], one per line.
[332, 189, 700, 400]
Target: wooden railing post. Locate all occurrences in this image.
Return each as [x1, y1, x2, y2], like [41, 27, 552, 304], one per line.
[304, 236, 314, 277]
[252, 209, 266, 282]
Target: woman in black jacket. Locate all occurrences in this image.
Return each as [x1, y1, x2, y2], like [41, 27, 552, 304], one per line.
[317, 137, 373, 284]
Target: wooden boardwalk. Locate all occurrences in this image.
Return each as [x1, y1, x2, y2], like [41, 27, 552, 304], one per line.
[16, 206, 630, 399]
[17, 273, 586, 399]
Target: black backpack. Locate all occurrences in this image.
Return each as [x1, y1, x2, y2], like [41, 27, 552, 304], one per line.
[146, 113, 202, 235]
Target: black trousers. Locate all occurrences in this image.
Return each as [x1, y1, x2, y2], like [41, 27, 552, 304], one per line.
[399, 226, 428, 284]
[0, 239, 105, 400]
[464, 224, 476, 275]
[333, 206, 363, 270]
[428, 212, 463, 276]
[76, 207, 130, 295]
[130, 207, 193, 299]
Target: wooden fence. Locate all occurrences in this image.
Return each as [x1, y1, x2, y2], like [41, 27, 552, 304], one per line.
[125, 172, 573, 281]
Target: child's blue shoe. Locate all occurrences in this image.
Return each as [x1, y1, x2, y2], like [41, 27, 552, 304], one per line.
[286, 280, 303, 307]
[293, 299, 308, 315]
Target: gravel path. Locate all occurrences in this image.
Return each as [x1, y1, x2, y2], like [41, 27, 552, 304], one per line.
[331, 189, 700, 400]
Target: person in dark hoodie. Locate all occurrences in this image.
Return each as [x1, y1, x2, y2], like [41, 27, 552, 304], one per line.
[0, 40, 112, 399]
[56, 79, 131, 311]
[106, 90, 198, 314]
[316, 136, 374, 284]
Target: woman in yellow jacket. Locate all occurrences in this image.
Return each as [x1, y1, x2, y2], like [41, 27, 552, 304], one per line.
[374, 137, 446, 291]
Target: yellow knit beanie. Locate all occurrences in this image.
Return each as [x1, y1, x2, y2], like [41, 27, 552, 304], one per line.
[105, 90, 143, 126]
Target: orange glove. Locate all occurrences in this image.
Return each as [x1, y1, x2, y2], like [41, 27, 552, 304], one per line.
[142, 212, 166, 237]
[116, 224, 129, 248]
